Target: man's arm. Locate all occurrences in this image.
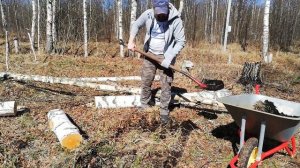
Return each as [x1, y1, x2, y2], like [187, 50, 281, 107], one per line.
[161, 18, 186, 68]
[128, 10, 150, 51]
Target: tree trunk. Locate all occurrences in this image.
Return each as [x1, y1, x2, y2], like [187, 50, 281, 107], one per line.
[95, 89, 231, 109]
[0, 0, 9, 71]
[117, 0, 124, 57]
[52, 0, 57, 46]
[0, 0, 7, 30]
[205, 2, 209, 41]
[48, 109, 82, 150]
[5, 31, 9, 71]
[31, 0, 36, 48]
[129, 0, 137, 57]
[46, 0, 53, 54]
[28, 32, 37, 61]
[223, 0, 232, 51]
[0, 72, 142, 94]
[178, 0, 184, 16]
[83, 0, 88, 57]
[13, 36, 19, 54]
[262, 0, 271, 63]
[210, 0, 214, 43]
[37, 0, 40, 52]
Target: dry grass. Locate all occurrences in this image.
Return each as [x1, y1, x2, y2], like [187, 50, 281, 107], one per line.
[0, 41, 299, 167]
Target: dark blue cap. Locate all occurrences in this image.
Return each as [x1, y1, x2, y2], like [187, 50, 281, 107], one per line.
[152, 0, 169, 15]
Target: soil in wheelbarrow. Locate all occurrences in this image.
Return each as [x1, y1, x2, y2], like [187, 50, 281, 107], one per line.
[254, 100, 299, 118]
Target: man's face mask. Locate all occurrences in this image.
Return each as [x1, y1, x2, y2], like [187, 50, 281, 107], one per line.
[155, 13, 168, 22]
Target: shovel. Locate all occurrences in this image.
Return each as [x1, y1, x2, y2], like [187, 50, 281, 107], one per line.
[119, 40, 224, 91]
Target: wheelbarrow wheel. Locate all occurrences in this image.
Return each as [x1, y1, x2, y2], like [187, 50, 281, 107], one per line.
[238, 137, 259, 168]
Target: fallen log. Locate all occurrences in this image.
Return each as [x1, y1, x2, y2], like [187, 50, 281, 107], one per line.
[95, 89, 231, 109]
[47, 109, 83, 150]
[0, 72, 159, 82]
[0, 101, 17, 116]
[0, 72, 141, 94]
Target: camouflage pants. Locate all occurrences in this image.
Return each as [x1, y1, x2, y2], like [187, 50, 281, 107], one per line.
[140, 55, 174, 116]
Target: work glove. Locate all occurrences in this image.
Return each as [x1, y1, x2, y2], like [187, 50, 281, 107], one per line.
[161, 59, 171, 69]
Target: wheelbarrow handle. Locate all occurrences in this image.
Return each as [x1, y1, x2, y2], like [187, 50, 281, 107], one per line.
[119, 39, 208, 89]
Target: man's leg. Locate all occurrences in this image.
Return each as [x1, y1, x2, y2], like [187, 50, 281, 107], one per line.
[159, 66, 174, 124]
[140, 58, 157, 108]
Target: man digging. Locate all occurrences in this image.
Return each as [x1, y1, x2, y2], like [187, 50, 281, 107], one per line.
[128, 0, 186, 125]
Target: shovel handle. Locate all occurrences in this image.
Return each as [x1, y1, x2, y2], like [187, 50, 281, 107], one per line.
[119, 40, 208, 89]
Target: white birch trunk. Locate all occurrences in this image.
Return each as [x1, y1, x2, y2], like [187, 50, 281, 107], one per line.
[178, 0, 184, 16]
[130, 0, 137, 31]
[37, 0, 40, 52]
[262, 0, 271, 63]
[0, 101, 17, 116]
[205, 2, 209, 41]
[129, 0, 137, 57]
[31, 0, 37, 48]
[223, 0, 232, 51]
[95, 89, 231, 109]
[0, 0, 7, 30]
[0, 72, 141, 94]
[27, 32, 37, 61]
[215, 0, 218, 40]
[210, 0, 214, 43]
[117, 0, 124, 57]
[48, 109, 82, 150]
[5, 31, 9, 71]
[0, 72, 159, 82]
[0, 0, 9, 71]
[52, 0, 57, 45]
[13, 36, 19, 54]
[83, 0, 88, 57]
[46, 0, 53, 54]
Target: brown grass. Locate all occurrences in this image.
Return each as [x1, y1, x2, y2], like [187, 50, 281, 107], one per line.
[0, 41, 299, 167]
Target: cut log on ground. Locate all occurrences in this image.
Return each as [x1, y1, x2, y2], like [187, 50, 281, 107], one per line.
[0, 72, 159, 82]
[47, 109, 83, 150]
[95, 89, 231, 109]
[0, 101, 17, 116]
[0, 72, 141, 94]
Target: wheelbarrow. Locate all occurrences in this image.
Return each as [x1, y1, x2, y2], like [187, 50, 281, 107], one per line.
[218, 94, 300, 168]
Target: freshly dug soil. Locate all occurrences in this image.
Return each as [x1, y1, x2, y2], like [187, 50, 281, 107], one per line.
[254, 100, 298, 118]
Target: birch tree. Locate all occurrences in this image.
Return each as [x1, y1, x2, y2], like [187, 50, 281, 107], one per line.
[37, 0, 40, 52]
[178, 0, 184, 16]
[83, 0, 88, 57]
[31, 0, 36, 48]
[223, 0, 232, 51]
[129, 0, 137, 57]
[46, 0, 53, 54]
[0, 0, 9, 71]
[117, 0, 124, 57]
[210, 0, 214, 43]
[262, 0, 271, 63]
[52, 0, 57, 45]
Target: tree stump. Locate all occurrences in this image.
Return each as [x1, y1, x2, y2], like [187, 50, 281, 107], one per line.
[238, 62, 263, 93]
[0, 101, 17, 116]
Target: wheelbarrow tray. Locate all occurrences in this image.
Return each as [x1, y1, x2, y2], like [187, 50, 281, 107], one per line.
[218, 94, 300, 142]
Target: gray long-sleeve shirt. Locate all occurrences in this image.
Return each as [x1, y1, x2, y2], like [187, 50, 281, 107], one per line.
[130, 3, 186, 64]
